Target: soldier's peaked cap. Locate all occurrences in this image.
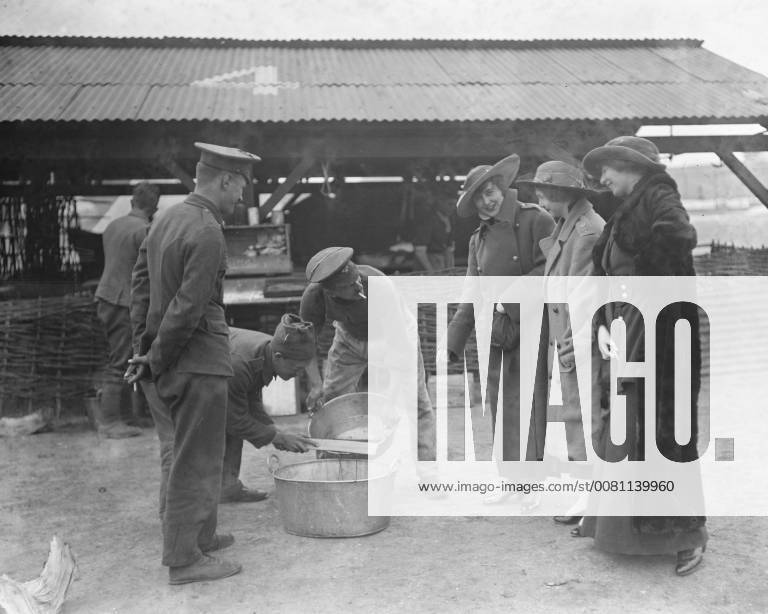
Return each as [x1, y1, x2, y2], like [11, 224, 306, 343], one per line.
[306, 246, 354, 283]
[195, 142, 261, 180]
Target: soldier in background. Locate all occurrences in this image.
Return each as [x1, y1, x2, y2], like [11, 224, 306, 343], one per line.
[94, 181, 159, 438]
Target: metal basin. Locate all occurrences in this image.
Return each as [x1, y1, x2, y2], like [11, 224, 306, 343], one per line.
[309, 392, 399, 460]
[270, 456, 393, 537]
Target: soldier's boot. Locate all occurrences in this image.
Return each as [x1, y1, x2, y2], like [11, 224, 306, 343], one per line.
[95, 382, 142, 439]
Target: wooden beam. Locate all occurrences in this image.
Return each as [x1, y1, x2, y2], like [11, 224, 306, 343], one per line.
[0, 184, 190, 197]
[715, 149, 768, 209]
[159, 156, 195, 191]
[652, 134, 768, 155]
[0, 119, 634, 163]
[259, 155, 315, 216]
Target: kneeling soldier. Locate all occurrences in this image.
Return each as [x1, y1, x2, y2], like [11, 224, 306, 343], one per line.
[220, 315, 318, 503]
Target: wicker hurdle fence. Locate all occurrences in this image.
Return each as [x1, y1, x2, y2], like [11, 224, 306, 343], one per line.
[1, 243, 766, 418]
[0, 293, 107, 417]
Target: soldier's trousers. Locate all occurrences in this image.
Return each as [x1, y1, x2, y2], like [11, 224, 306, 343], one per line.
[145, 371, 228, 568]
[221, 399, 274, 494]
[96, 299, 132, 383]
[96, 298, 150, 417]
[140, 380, 172, 518]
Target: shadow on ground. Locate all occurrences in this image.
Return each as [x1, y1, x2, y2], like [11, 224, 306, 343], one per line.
[1, 387, 766, 613]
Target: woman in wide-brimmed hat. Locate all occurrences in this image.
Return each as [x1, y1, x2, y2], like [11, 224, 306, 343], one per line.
[447, 154, 555, 504]
[579, 136, 707, 576]
[518, 160, 606, 523]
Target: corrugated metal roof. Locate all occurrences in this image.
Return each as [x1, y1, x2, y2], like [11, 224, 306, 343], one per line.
[1, 38, 767, 123]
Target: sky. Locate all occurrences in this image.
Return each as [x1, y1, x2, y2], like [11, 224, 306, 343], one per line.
[2, 0, 768, 77]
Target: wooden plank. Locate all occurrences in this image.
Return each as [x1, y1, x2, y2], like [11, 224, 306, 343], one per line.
[0, 119, 631, 161]
[309, 438, 379, 455]
[259, 155, 315, 216]
[715, 148, 768, 209]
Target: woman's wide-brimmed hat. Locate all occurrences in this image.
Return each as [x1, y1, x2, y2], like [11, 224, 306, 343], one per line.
[582, 135, 666, 178]
[516, 160, 590, 194]
[456, 154, 520, 217]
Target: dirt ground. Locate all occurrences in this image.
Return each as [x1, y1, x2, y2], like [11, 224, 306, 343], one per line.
[1, 386, 767, 614]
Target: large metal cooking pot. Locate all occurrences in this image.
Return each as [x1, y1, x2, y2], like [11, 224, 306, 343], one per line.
[269, 455, 393, 537]
[308, 392, 399, 460]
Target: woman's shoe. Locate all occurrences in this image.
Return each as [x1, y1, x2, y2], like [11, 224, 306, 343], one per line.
[570, 518, 586, 538]
[570, 526, 584, 537]
[553, 515, 582, 525]
[675, 546, 705, 576]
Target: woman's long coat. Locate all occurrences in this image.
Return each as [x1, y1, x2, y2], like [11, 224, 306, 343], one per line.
[535, 197, 605, 460]
[585, 171, 707, 550]
[447, 190, 554, 464]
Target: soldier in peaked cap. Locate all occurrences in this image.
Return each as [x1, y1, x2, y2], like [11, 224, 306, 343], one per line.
[300, 247, 437, 463]
[127, 142, 259, 585]
[195, 142, 262, 183]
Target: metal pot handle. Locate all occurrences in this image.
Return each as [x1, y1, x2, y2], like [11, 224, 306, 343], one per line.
[267, 454, 281, 475]
[305, 410, 314, 437]
[305, 398, 326, 431]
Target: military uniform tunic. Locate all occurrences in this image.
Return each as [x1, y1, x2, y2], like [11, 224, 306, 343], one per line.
[130, 192, 232, 568]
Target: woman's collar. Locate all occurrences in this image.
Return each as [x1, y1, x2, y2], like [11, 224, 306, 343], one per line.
[493, 189, 519, 223]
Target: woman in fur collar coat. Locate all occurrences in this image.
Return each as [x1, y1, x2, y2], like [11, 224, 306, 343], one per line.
[579, 136, 707, 576]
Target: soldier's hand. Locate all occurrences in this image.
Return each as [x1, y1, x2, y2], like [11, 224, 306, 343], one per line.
[272, 432, 318, 453]
[125, 354, 150, 385]
[305, 386, 324, 412]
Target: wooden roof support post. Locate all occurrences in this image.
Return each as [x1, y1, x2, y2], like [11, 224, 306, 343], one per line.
[715, 148, 768, 210]
[159, 155, 195, 191]
[259, 155, 315, 218]
[541, 142, 581, 166]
